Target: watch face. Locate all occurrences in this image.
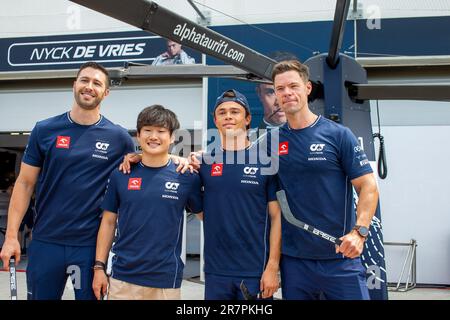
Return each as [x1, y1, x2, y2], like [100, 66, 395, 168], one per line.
[359, 226, 369, 237]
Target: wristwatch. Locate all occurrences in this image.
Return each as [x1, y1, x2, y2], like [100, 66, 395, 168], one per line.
[353, 225, 369, 238]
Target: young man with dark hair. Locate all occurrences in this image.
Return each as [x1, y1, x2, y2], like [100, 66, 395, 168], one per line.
[271, 60, 379, 300]
[0, 61, 135, 300]
[198, 89, 281, 300]
[92, 105, 202, 300]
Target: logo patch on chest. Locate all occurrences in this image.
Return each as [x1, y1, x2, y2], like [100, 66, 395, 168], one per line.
[279, 142, 289, 155]
[128, 178, 142, 190]
[92, 140, 110, 161]
[56, 136, 70, 149]
[310, 144, 325, 152]
[211, 163, 223, 176]
[308, 143, 327, 161]
[243, 167, 258, 175]
[165, 182, 180, 191]
[95, 142, 110, 151]
[162, 181, 180, 200]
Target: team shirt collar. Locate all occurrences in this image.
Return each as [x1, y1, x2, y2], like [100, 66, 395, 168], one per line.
[220, 141, 254, 152]
[66, 111, 103, 126]
[139, 158, 172, 169]
[287, 114, 321, 131]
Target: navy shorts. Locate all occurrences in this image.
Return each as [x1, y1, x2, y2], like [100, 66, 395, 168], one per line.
[205, 273, 270, 300]
[26, 239, 96, 300]
[280, 254, 370, 300]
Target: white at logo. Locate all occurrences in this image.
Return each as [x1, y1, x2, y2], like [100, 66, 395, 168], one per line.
[95, 142, 110, 151]
[366, 265, 382, 290]
[310, 144, 325, 152]
[243, 167, 258, 175]
[366, 5, 381, 30]
[165, 182, 180, 190]
[67, 265, 81, 290]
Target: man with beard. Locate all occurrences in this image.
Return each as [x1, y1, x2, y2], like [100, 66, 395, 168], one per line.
[0, 62, 135, 300]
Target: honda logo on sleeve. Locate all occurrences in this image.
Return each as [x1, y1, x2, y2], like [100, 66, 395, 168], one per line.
[56, 136, 71, 149]
[128, 178, 142, 190]
[211, 163, 223, 176]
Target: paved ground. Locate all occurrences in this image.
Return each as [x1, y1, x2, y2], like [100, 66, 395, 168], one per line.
[0, 271, 206, 300]
[0, 257, 449, 300]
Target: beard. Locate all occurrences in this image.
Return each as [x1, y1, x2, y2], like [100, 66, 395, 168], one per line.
[74, 90, 103, 110]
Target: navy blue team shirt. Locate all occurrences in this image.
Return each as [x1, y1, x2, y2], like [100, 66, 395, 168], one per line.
[274, 115, 373, 260]
[101, 161, 203, 288]
[199, 144, 278, 278]
[22, 112, 135, 246]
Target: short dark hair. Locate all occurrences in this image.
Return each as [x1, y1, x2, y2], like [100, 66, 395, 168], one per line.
[76, 61, 110, 89]
[137, 105, 180, 135]
[214, 89, 251, 118]
[272, 59, 310, 83]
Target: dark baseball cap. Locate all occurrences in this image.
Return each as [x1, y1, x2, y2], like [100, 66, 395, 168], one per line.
[213, 89, 251, 115]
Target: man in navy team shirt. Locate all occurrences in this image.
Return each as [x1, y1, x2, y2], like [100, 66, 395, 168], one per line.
[198, 90, 281, 300]
[271, 60, 379, 300]
[92, 105, 202, 300]
[0, 62, 136, 300]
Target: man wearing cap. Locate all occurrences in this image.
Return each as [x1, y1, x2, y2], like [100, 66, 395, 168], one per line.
[197, 89, 281, 300]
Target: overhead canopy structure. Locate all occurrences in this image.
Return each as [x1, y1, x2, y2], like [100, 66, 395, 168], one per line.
[68, 0, 450, 101]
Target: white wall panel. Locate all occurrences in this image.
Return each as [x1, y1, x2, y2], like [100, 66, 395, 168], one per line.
[0, 84, 202, 131]
[373, 125, 450, 284]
